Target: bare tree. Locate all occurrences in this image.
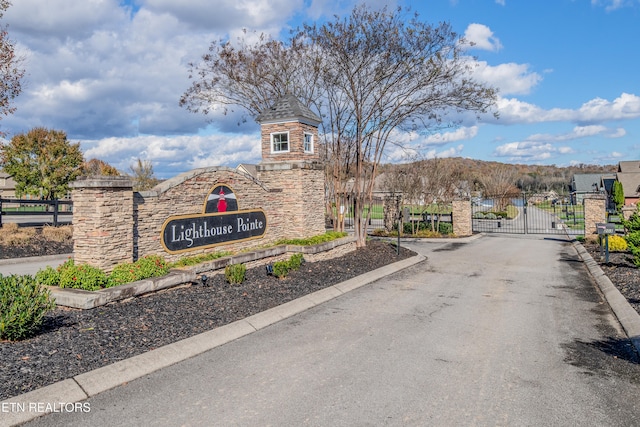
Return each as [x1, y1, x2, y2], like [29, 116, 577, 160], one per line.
[181, 5, 497, 247]
[382, 161, 423, 234]
[180, 31, 323, 122]
[129, 159, 159, 191]
[477, 164, 520, 210]
[420, 157, 461, 232]
[0, 0, 24, 136]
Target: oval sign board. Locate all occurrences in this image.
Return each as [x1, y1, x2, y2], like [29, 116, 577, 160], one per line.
[161, 209, 267, 254]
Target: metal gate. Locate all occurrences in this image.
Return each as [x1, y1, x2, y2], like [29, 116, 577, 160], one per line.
[472, 194, 585, 236]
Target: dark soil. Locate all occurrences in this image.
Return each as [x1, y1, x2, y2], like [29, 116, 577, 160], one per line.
[584, 241, 640, 316]
[0, 240, 415, 401]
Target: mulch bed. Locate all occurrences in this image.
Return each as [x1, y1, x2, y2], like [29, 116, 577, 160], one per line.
[583, 241, 640, 316]
[0, 240, 415, 401]
[0, 234, 73, 260]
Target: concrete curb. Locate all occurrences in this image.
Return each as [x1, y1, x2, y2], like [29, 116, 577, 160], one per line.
[0, 254, 425, 427]
[572, 240, 640, 355]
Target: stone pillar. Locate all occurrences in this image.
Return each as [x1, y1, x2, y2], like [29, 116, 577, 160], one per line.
[583, 194, 606, 240]
[256, 161, 325, 240]
[452, 199, 472, 237]
[70, 176, 134, 272]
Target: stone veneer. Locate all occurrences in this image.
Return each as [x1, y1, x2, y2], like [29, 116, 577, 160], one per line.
[452, 199, 472, 237]
[70, 177, 134, 272]
[71, 164, 326, 270]
[583, 194, 607, 240]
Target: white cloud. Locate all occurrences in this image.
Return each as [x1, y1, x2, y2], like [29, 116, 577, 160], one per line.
[140, 0, 303, 31]
[425, 144, 465, 159]
[575, 93, 640, 123]
[495, 0, 506, 5]
[4, 0, 128, 40]
[81, 133, 262, 178]
[423, 126, 479, 146]
[494, 93, 640, 125]
[493, 141, 564, 161]
[524, 125, 625, 143]
[472, 61, 542, 96]
[464, 24, 503, 51]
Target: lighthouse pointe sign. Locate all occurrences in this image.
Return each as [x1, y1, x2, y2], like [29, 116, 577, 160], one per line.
[160, 184, 267, 254]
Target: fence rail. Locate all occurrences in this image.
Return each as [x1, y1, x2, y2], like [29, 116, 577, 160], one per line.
[0, 198, 73, 227]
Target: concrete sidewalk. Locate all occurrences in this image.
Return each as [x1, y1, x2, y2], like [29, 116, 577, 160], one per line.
[0, 254, 71, 277]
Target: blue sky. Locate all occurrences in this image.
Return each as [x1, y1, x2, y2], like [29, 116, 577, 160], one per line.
[1, 0, 639, 178]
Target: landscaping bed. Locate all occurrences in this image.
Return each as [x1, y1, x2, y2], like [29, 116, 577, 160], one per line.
[583, 240, 640, 316]
[0, 239, 415, 401]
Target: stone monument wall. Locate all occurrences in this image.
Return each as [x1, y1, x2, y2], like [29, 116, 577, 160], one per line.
[71, 164, 326, 270]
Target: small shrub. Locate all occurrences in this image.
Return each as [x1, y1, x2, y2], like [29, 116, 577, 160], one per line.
[271, 253, 305, 279]
[272, 260, 290, 278]
[625, 231, 640, 248]
[134, 255, 170, 279]
[506, 206, 518, 219]
[402, 222, 414, 234]
[274, 231, 347, 246]
[35, 265, 60, 286]
[58, 260, 108, 291]
[485, 213, 497, 220]
[107, 263, 138, 287]
[438, 222, 453, 235]
[288, 253, 304, 270]
[0, 274, 56, 341]
[607, 235, 628, 252]
[473, 212, 485, 219]
[225, 263, 246, 284]
[107, 255, 170, 287]
[170, 251, 232, 267]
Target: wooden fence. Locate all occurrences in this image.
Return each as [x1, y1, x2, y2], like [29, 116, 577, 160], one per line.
[0, 198, 72, 227]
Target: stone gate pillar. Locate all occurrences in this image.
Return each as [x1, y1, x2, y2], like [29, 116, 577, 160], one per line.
[70, 176, 134, 272]
[452, 199, 472, 237]
[583, 194, 606, 240]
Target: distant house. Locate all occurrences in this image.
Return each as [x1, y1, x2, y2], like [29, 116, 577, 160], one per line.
[616, 160, 640, 206]
[0, 172, 17, 199]
[570, 173, 614, 205]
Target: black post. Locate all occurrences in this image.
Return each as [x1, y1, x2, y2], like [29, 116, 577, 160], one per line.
[396, 195, 401, 255]
[53, 199, 59, 227]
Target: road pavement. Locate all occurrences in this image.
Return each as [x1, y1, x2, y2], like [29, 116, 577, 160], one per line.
[11, 235, 640, 426]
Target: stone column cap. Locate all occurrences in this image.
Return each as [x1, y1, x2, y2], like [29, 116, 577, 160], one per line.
[70, 176, 133, 189]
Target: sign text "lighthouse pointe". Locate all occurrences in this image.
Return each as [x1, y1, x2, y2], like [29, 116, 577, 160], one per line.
[161, 210, 267, 253]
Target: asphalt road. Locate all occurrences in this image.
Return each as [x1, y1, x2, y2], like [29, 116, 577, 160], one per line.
[21, 235, 640, 426]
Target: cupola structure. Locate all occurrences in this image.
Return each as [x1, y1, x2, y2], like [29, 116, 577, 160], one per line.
[256, 94, 322, 163]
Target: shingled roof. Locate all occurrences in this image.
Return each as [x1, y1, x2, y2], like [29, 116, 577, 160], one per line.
[256, 94, 321, 126]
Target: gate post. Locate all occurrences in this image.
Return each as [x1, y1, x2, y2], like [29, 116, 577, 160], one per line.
[583, 194, 606, 240]
[452, 198, 472, 236]
[70, 176, 134, 272]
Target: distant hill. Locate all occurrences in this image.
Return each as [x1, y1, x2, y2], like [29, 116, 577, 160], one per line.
[379, 158, 617, 194]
